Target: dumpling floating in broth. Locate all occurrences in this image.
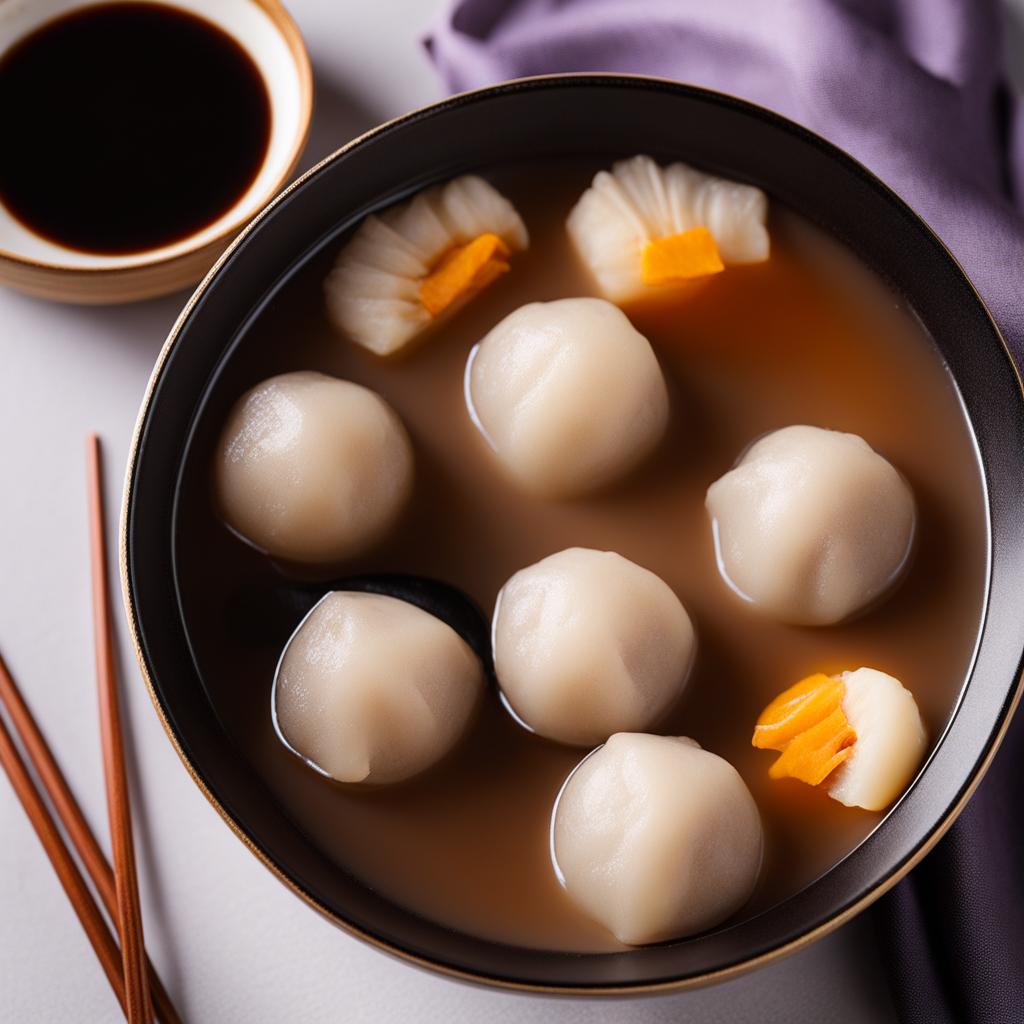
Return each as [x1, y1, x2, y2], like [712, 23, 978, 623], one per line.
[466, 297, 669, 497]
[214, 371, 413, 564]
[552, 733, 763, 945]
[753, 667, 927, 812]
[567, 154, 769, 305]
[706, 425, 916, 625]
[492, 547, 695, 746]
[274, 591, 485, 785]
[325, 174, 529, 356]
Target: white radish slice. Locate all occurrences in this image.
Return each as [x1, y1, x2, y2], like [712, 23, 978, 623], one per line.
[828, 668, 928, 811]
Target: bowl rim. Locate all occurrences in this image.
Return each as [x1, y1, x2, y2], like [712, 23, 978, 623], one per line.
[0, 0, 313, 280]
[120, 72, 1024, 995]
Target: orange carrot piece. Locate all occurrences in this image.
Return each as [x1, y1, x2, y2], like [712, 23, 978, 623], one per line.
[419, 233, 510, 317]
[753, 673, 857, 788]
[642, 226, 724, 285]
[767, 707, 856, 785]
[753, 673, 843, 749]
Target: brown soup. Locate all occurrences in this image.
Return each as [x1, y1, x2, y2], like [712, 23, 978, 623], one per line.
[175, 160, 987, 952]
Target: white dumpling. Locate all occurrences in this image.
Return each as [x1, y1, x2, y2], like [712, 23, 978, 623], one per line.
[493, 548, 695, 746]
[752, 668, 927, 812]
[567, 154, 769, 304]
[325, 174, 528, 356]
[706, 425, 916, 625]
[274, 592, 484, 784]
[466, 298, 669, 497]
[552, 734, 763, 945]
[214, 371, 413, 564]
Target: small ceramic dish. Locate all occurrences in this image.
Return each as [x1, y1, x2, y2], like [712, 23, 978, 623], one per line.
[122, 76, 1024, 993]
[0, 0, 311, 303]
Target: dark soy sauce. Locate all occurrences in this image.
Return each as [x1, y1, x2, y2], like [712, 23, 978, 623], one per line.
[0, 3, 271, 255]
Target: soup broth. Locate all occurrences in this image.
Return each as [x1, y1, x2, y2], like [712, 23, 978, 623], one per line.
[175, 160, 987, 952]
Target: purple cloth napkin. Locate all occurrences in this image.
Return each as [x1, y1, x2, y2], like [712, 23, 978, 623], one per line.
[426, 3, 1024, 1020]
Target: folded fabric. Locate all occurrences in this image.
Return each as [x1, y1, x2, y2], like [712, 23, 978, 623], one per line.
[425, 3, 1024, 1020]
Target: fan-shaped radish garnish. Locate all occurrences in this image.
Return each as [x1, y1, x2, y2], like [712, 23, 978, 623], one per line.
[325, 175, 528, 356]
[753, 668, 927, 811]
[567, 155, 768, 304]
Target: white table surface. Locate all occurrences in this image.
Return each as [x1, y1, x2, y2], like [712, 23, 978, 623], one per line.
[5, 1, 1022, 1019]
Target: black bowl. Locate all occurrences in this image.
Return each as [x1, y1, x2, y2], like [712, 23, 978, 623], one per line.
[121, 75, 1024, 993]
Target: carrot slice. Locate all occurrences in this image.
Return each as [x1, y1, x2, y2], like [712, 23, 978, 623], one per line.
[419, 233, 511, 317]
[641, 226, 724, 285]
[752, 673, 857, 788]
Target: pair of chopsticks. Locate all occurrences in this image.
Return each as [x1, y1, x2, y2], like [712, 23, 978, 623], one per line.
[0, 436, 180, 1023]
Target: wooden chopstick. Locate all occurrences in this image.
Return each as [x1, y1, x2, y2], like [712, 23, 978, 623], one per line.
[0, 651, 182, 1024]
[86, 434, 154, 1024]
[0, 704, 127, 1015]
